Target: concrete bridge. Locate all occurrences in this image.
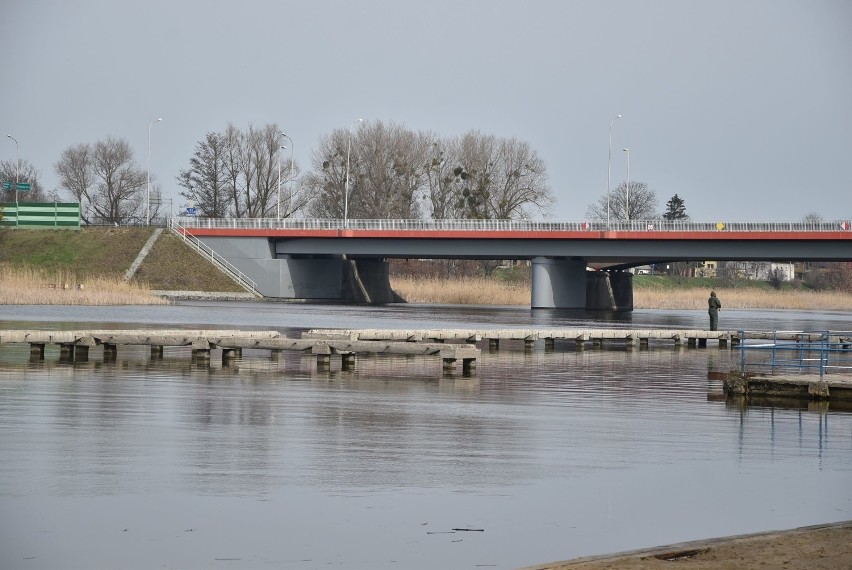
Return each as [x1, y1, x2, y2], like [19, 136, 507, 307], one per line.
[172, 218, 852, 310]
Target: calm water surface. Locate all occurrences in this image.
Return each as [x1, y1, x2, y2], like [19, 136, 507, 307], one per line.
[1, 302, 850, 569]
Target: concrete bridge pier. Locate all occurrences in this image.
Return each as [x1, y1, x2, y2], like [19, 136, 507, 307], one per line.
[531, 257, 587, 309]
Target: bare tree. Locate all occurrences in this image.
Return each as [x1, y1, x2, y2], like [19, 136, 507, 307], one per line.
[586, 180, 659, 221]
[423, 136, 464, 220]
[304, 127, 349, 218]
[176, 132, 232, 217]
[209, 123, 295, 218]
[55, 137, 148, 224]
[350, 120, 428, 219]
[306, 123, 553, 221]
[55, 144, 95, 206]
[1, 159, 47, 202]
[490, 136, 551, 219]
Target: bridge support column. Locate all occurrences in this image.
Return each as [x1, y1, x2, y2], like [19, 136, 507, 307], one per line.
[531, 257, 587, 309]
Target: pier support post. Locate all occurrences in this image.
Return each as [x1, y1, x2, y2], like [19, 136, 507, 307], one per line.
[150, 345, 163, 359]
[103, 343, 117, 361]
[222, 348, 239, 362]
[74, 345, 89, 361]
[462, 358, 477, 375]
[341, 353, 356, 371]
[313, 344, 331, 370]
[488, 338, 499, 351]
[639, 337, 649, 349]
[59, 343, 75, 361]
[544, 337, 555, 351]
[191, 349, 211, 361]
[687, 338, 697, 348]
[698, 338, 707, 348]
[531, 257, 587, 309]
[29, 343, 45, 360]
[524, 338, 535, 352]
[719, 338, 728, 348]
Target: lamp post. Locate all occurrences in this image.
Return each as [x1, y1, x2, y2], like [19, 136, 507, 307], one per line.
[277, 145, 285, 220]
[6, 134, 19, 206]
[343, 118, 363, 228]
[280, 132, 293, 219]
[622, 147, 630, 222]
[147, 118, 162, 226]
[607, 114, 622, 229]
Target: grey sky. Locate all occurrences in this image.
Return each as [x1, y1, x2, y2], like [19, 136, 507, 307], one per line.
[2, 0, 850, 222]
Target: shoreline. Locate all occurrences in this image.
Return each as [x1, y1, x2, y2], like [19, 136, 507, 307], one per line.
[521, 520, 852, 570]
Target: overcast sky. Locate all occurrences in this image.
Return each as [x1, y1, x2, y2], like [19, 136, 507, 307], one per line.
[2, 0, 850, 222]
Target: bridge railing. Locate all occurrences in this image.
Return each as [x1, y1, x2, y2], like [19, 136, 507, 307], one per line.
[738, 330, 852, 378]
[173, 217, 851, 233]
[168, 219, 261, 297]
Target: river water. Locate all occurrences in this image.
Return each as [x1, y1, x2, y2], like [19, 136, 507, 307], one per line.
[1, 302, 850, 570]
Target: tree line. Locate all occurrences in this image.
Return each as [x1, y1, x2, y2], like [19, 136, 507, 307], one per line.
[2, 120, 557, 225]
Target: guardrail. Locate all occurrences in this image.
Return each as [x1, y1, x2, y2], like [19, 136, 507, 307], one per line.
[738, 331, 852, 378]
[168, 219, 261, 297]
[172, 217, 852, 233]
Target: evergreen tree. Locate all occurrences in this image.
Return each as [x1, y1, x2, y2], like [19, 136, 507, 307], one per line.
[663, 194, 688, 220]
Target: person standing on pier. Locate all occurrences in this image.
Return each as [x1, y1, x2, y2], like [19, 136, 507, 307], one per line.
[708, 291, 722, 330]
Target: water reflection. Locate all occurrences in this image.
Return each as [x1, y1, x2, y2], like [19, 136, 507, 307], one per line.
[1, 305, 851, 569]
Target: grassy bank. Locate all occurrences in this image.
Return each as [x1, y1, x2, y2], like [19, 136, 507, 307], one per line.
[0, 227, 243, 303]
[390, 275, 852, 311]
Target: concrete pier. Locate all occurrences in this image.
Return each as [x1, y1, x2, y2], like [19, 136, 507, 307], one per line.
[305, 327, 743, 350]
[0, 329, 479, 375]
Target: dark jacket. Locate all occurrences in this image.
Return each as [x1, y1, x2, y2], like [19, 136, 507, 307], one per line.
[708, 292, 721, 312]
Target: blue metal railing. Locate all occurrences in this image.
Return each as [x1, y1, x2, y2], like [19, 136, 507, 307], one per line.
[738, 330, 852, 378]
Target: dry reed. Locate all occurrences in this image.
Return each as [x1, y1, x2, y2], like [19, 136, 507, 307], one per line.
[0, 265, 169, 306]
[390, 276, 852, 311]
[390, 276, 529, 305]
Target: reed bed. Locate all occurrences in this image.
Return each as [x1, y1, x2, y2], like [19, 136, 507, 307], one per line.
[391, 276, 529, 305]
[0, 266, 169, 306]
[390, 276, 852, 311]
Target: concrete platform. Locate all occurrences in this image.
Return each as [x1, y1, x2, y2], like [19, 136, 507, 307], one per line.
[723, 372, 852, 401]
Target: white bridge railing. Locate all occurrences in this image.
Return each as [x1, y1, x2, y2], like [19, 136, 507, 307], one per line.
[168, 219, 261, 296]
[173, 217, 852, 233]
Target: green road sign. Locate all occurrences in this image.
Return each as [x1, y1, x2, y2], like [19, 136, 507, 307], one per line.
[2, 182, 10, 190]
[16, 182, 31, 191]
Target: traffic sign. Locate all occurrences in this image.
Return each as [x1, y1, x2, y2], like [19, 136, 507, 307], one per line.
[2, 182, 10, 190]
[16, 182, 31, 191]
[185, 207, 197, 216]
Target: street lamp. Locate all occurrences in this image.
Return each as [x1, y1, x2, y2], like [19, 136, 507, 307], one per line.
[280, 132, 293, 219]
[343, 118, 363, 228]
[6, 134, 19, 206]
[147, 118, 162, 226]
[623, 147, 630, 222]
[607, 114, 622, 229]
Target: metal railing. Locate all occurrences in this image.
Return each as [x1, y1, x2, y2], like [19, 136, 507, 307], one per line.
[738, 331, 852, 378]
[172, 217, 852, 233]
[168, 219, 261, 297]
